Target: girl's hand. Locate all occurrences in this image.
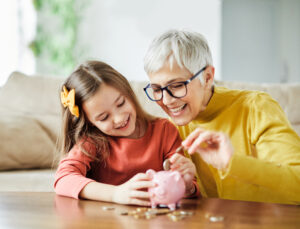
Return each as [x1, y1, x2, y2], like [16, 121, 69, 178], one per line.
[182, 128, 234, 170]
[112, 173, 154, 206]
[169, 153, 196, 195]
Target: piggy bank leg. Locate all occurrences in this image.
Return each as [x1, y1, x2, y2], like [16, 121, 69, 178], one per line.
[151, 201, 157, 209]
[168, 203, 176, 211]
[176, 201, 181, 208]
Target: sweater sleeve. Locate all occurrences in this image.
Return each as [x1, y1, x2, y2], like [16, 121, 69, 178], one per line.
[162, 119, 201, 198]
[54, 143, 96, 199]
[221, 93, 300, 203]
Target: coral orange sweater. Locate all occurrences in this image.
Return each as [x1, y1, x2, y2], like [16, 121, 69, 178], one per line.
[54, 119, 199, 199]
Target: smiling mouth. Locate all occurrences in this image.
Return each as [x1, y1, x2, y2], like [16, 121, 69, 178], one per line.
[168, 104, 186, 115]
[116, 116, 130, 129]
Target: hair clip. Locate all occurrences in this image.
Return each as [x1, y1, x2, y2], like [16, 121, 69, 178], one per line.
[61, 86, 79, 117]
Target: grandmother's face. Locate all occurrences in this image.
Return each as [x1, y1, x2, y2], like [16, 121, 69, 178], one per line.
[148, 61, 213, 126]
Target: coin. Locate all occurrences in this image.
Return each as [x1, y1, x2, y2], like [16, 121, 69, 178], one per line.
[123, 207, 194, 221]
[179, 211, 194, 216]
[175, 146, 183, 153]
[136, 207, 148, 212]
[209, 216, 224, 222]
[166, 210, 194, 221]
[171, 211, 182, 216]
[167, 213, 185, 221]
[120, 211, 129, 215]
[145, 211, 156, 219]
[133, 214, 146, 219]
[102, 206, 115, 211]
[128, 210, 137, 216]
[163, 159, 171, 171]
[152, 208, 173, 215]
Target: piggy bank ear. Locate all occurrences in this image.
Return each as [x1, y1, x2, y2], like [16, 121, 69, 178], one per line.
[171, 171, 181, 182]
[146, 169, 155, 179]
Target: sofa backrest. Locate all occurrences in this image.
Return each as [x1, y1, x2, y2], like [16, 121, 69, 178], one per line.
[1, 71, 299, 131]
[0, 72, 64, 170]
[1, 72, 299, 136]
[0, 71, 299, 171]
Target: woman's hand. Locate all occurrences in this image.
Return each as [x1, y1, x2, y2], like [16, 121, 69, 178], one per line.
[112, 173, 154, 206]
[169, 153, 196, 195]
[182, 128, 234, 170]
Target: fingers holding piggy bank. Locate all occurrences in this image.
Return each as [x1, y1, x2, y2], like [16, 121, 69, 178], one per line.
[169, 153, 196, 195]
[146, 169, 185, 210]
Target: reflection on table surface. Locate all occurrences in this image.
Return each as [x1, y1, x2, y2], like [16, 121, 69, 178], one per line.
[0, 192, 299, 229]
[54, 193, 300, 229]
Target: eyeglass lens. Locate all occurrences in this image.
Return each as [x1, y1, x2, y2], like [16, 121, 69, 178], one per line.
[147, 82, 187, 101]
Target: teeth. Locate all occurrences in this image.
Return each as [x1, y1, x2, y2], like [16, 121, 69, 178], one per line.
[169, 104, 185, 113]
[120, 121, 127, 128]
[117, 118, 129, 129]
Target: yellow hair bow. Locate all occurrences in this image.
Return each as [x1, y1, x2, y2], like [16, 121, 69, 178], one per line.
[61, 86, 79, 118]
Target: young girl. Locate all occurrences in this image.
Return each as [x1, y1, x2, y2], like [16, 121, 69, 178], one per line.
[54, 60, 199, 206]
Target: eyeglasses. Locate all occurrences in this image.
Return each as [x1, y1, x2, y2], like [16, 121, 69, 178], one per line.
[143, 66, 207, 101]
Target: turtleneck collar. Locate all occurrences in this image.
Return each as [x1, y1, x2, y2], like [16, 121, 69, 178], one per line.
[195, 86, 230, 122]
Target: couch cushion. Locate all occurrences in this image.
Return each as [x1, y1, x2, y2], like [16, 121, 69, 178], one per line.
[0, 72, 63, 170]
[0, 115, 56, 170]
[0, 71, 64, 116]
[0, 169, 55, 192]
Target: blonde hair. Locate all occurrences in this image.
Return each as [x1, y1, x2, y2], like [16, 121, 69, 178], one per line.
[59, 60, 154, 161]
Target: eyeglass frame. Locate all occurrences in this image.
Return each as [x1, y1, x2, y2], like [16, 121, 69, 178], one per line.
[143, 66, 207, 101]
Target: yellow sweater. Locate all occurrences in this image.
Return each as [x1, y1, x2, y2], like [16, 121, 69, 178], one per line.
[177, 86, 300, 204]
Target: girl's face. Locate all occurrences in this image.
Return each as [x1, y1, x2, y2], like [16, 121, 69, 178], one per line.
[82, 83, 138, 138]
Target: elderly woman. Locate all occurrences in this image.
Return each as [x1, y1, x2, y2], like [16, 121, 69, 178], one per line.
[143, 29, 300, 204]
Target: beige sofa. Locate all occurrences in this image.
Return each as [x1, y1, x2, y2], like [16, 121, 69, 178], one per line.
[0, 71, 299, 192]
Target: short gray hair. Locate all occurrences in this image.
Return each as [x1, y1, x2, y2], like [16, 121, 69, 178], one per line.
[144, 29, 213, 76]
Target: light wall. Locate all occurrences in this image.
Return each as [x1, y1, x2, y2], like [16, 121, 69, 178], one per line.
[76, 0, 222, 81]
[5, 1, 298, 85]
[222, 0, 300, 83]
[0, 1, 35, 86]
[0, 1, 18, 86]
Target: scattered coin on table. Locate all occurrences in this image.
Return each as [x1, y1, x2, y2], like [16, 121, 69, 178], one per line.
[205, 213, 225, 222]
[209, 216, 224, 222]
[102, 206, 115, 211]
[119, 207, 194, 221]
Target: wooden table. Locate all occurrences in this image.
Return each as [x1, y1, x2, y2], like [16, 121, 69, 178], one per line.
[0, 192, 299, 229]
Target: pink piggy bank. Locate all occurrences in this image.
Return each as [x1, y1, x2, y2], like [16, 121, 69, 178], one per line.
[146, 169, 185, 210]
